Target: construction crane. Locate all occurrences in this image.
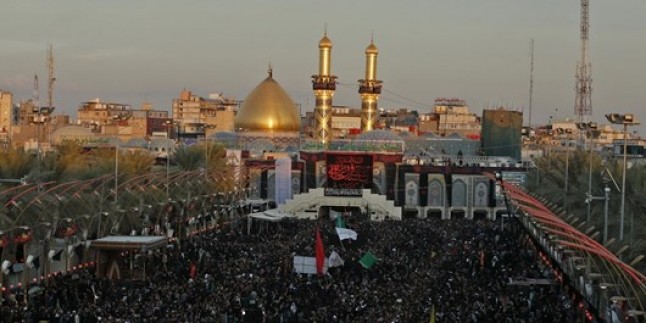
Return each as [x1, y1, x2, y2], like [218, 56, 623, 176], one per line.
[574, 0, 592, 123]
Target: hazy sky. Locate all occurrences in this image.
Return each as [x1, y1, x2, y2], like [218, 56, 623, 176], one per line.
[2, 0, 646, 134]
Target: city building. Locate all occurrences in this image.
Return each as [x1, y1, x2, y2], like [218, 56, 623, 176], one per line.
[330, 106, 362, 138]
[77, 99, 132, 132]
[0, 90, 12, 147]
[77, 99, 170, 141]
[172, 90, 238, 140]
[418, 98, 481, 139]
[481, 108, 523, 161]
[380, 108, 419, 134]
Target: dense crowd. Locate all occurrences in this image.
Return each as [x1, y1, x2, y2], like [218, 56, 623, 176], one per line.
[1, 214, 581, 322]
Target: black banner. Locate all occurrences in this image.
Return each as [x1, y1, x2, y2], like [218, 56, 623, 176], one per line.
[325, 153, 373, 196]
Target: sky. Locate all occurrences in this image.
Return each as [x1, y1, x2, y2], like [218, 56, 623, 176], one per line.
[2, 0, 646, 134]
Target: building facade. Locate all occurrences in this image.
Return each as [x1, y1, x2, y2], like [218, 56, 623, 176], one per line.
[77, 99, 132, 131]
[418, 98, 481, 139]
[481, 108, 523, 160]
[172, 90, 238, 139]
[0, 90, 12, 147]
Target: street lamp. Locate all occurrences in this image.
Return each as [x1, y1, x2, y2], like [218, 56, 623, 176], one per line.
[605, 113, 640, 241]
[586, 175, 610, 244]
[558, 128, 574, 212]
[164, 120, 175, 200]
[32, 106, 53, 190]
[576, 121, 598, 223]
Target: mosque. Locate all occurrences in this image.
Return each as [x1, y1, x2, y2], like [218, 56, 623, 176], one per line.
[226, 33, 524, 221]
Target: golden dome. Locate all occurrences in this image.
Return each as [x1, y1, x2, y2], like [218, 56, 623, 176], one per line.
[366, 42, 378, 55]
[319, 34, 332, 49]
[235, 70, 301, 133]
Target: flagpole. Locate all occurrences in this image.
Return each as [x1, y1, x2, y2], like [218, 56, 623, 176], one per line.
[336, 213, 346, 250]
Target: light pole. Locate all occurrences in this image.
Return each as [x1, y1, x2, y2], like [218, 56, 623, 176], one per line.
[115, 143, 119, 206]
[165, 120, 173, 200]
[576, 121, 598, 223]
[586, 177, 610, 244]
[32, 107, 52, 190]
[561, 128, 573, 213]
[605, 113, 640, 241]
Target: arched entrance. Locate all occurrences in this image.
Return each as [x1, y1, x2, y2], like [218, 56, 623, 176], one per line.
[450, 210, 466, 220]
[473, 210, 489, 221]
[426, 209, 443, 220]
[403, 208, 419, 219]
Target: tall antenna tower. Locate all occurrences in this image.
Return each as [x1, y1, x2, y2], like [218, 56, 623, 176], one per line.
[33, 74, 39, 108]
[574, 0, 592, 123]
[47, 43, 56, 111]
[528, 39, 534, 128]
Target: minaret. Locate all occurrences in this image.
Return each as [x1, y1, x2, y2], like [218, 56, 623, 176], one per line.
[312, 31, 337, 145]
[358, 38, 382, 132]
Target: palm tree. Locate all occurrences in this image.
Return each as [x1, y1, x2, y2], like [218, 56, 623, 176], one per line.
[119, 150, 155, 175]
[173, 145, 204, 171]
[0, 147, 34, 181]
[53, 141, 94, 181]
[204, 141, 236, 193]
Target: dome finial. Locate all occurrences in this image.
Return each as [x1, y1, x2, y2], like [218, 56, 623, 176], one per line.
[268, 61, 273, 78]
[324, 22, 328, 37]
[371, 31, 374, 44]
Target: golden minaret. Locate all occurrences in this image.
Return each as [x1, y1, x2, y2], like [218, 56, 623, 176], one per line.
[358, 38, 382, 132]
[312, 31, 337, 145]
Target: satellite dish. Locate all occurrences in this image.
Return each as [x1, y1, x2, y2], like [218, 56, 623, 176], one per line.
[48, 250, 56, 259]
[130, 230, 137, 236]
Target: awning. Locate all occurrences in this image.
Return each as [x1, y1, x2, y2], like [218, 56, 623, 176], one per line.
[90, 236, 167, 252]
[248, 209, 291, 222]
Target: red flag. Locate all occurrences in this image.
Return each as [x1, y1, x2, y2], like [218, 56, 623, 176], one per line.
[189, 262, 197, 279]
[315, 227, 325, 276]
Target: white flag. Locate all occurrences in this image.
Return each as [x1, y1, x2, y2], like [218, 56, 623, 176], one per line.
[293, 256, 328, 274]
[329, 209, 342, 220]
[328, 251, 345, 268]
[335, 227, 358, 241]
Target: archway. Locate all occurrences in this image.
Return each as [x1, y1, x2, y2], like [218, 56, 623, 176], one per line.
[403, 209, 419, 219]
[450, 210, 466, 220]
[426, 209, 442, 220]
[473, 210, 488, 221]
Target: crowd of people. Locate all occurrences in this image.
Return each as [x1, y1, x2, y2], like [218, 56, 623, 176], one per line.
[1, 212, 582, 322]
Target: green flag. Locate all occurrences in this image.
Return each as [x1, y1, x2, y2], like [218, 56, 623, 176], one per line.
[335, 216, 346, 228]
[358, 251, 378, 269]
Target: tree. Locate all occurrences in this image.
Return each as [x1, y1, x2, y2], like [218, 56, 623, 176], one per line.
[0, 147, 34, 181]
[173, 145, 204, 171]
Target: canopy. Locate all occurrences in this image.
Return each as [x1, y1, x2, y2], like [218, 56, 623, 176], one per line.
[90, 236, 167, 252]
[248, 209, 291, 222]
